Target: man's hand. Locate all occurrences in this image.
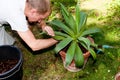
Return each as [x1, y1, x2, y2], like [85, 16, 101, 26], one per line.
[42, 26, 55, 36]
[39, 20, 55, 36]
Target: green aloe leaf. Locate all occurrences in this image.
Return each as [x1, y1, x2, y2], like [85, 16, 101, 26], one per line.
[80, 42, 88, 50]
[60, 3, 76, 34]
[59, 3, 69, 17]
[88, 48, 96, 60]
[65, 41, 76, 67]
[78, 37, 91, 49]
[55, 37, 72, 53]
[78, 12, 87, 31]
[54, 31, 69, 38]
[67, 14, 76, 34]
[74, 44, 84, 68]
[75, 5, 80, 33]
[50, 20, 74, 36]
[52, 35, 65, 41]
[81, 27, 101, 36]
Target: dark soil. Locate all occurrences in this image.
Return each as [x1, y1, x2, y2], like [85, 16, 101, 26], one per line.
[0, 59, 18, 74]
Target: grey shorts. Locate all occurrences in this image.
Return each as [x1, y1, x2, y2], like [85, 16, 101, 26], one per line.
[0, 25, 15, 45]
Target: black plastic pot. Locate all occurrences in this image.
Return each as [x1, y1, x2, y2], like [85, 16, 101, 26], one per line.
[0, 45, 23, 80]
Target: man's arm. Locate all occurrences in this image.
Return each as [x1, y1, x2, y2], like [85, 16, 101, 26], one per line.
[17, 29, 57, 51]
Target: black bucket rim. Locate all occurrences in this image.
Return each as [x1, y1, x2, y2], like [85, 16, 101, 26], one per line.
[0, 45, 23, 78]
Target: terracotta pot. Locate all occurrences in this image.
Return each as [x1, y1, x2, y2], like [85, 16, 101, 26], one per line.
[59, 36, 94, 72]
[59, 50, 90, 72]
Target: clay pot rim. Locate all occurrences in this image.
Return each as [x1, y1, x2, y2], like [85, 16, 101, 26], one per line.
[59, 49, 90, 59]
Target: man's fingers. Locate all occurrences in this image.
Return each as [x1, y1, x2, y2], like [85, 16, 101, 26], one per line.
[44, 26, 55, 36]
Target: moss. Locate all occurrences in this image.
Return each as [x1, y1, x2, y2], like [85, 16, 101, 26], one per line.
[9, 0, 120, 80]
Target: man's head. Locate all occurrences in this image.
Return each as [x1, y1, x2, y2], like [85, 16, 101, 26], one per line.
[25, 0, 51, 23]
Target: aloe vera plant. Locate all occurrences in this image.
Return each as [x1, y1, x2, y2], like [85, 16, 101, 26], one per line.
[50, 3, 101, 68]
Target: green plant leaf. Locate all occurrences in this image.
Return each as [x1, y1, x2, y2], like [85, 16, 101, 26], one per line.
[65, 41, 76, 67]
[78, 12, 87, 31]
[67, 14, 77, 33]
[75, 5, 80, 33]
[59, 3, 69, 17]
[78, 37, 91, 49]
[74, 44, 84, 68]
[80, 41, 88, 50]
[50, 20, 74, 36]
[54, 31, 69, 38]
[81, 27, 101, 36]
[88, 48, 96, 60]
[60, 3, 76, 34]
[55, 37, 72, 53]
[52, 35, 65, 41]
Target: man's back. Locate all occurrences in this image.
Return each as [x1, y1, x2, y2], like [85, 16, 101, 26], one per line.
[0, 0, 28, 32]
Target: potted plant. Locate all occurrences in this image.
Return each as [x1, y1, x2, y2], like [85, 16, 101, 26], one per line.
[49, 3, 101, 72]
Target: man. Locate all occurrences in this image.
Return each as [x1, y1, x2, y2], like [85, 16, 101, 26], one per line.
[0, 0, 58, 51]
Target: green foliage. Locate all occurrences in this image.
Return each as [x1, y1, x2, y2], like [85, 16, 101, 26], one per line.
[107, 0, 120, 21]
[51, 0, 76, 4]
[49, 3, 101, 68]
[22, 1, 120, 79]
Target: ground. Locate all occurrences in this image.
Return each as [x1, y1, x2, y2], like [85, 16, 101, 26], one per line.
[11, 0, 120, 80]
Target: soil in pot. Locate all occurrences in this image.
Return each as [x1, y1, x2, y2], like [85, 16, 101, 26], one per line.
[0, 45, 23, 80]
[0, 59, 18, 74]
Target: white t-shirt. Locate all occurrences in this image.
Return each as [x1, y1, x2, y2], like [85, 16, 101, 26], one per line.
[0, 0, 28, 32]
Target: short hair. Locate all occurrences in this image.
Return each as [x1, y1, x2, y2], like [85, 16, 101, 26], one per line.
[27, 0, 51, 14]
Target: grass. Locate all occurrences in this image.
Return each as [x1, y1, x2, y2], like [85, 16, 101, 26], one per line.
[10, 0, 120, 80]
